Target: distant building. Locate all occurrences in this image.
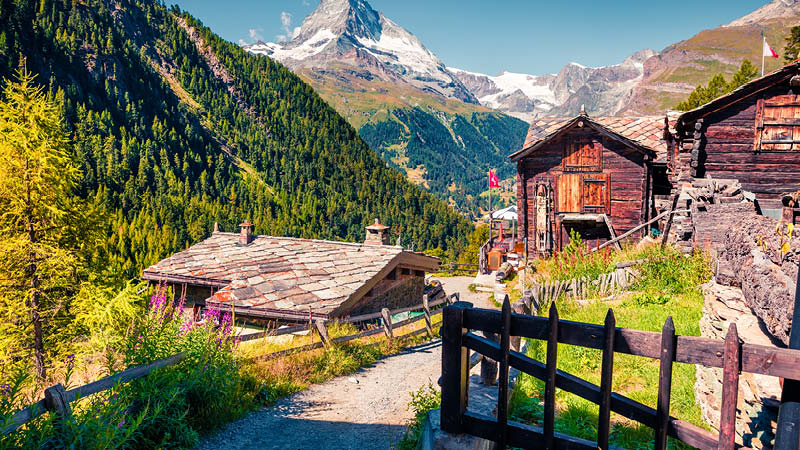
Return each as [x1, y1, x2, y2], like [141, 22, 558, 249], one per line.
[142, 220, 439, 324]
[510, 112, 674, 256]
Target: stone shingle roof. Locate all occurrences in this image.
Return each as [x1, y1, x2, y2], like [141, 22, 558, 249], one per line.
[142, 232, 439, 320]
[511, 115, 671, 163]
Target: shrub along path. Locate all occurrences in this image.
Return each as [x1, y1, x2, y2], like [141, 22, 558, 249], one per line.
[196, 277, 496, 450]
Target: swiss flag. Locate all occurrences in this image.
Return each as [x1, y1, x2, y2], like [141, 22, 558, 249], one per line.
[488, 170, 500, 188]
[764, 38, 779, 59]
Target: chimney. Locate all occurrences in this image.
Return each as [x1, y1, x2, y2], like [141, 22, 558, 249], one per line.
[238, 221, 254, 246]
[365, 219, 390, 245]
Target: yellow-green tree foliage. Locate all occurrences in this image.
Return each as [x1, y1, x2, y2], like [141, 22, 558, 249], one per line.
[0, 62, 97, 377]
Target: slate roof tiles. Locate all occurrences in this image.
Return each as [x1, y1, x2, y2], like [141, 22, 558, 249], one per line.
[142, 232, 438, 320]
[515, 114, 673, 162]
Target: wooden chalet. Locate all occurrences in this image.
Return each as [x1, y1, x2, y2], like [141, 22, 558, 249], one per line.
[674, 61, 800, 212]
[510, 113, 673, 256]
[141, 220, 439, 324]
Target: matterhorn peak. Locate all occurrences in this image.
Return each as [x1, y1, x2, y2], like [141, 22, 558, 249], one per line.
[243, 0, 478, 104]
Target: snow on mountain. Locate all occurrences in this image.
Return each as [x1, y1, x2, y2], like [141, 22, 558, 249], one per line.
[725, 0, 800, 27]
[450, 49, 656, 120]
[244, 0, 477, 103]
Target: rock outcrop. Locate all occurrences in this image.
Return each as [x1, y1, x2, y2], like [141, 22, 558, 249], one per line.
[696, 281, 782, 449]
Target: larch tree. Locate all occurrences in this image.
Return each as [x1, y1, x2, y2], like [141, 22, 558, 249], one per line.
[0, 61, 86, 379]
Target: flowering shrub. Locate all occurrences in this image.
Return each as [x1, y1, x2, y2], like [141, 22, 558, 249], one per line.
[533, 229, 617, 282]
[0, 285, 264, 449]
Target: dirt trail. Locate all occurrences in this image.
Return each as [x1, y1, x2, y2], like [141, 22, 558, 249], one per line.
[195, 276, 493, 450]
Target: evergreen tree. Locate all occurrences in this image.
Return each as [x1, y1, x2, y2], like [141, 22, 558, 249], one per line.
[0, 62, 96, 378]
[785, 26, 800, 63]
[677, 60, 760, 111]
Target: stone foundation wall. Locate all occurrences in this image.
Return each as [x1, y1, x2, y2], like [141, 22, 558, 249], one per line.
[696, 281, 782, 449]
[348, 276, 424, 316]
[673, 176, 800, 449]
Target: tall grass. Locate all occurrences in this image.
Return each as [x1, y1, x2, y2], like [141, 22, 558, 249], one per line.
[512, 244, 712, 449]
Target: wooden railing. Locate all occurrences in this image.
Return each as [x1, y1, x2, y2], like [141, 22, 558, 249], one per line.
[438, 263, 479, 274]
[242, 291, 458, 361]
[440, 295, 800, 450]
[2, 353, 188, 435]
[4, 290, 456, 436]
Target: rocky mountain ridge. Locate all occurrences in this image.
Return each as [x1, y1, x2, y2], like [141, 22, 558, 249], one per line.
[450, 49, 656, 120]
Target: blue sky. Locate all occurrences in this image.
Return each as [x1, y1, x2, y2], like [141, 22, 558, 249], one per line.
[172, 0, 768, 75]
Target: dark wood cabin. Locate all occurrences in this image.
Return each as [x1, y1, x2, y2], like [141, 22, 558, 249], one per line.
[510, 114, 672, 256]
[675, 62, 800, 213]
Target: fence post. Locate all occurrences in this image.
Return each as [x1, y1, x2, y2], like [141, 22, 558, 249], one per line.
[497, 295, 512, 449]
[441, 301, 472, 434]
[598, 309, 616, 450]
[480, 331, 498, 386]
[655, 316, 676, 450]
[381, 308, 393, 342]
[44, 384, 72, 420]
[422, 294, 433, 336]
[775, 272, 800, 450]
[544, 303, 559, 450]
[718, 323, 741, 450]
[314, 319, 330, 346]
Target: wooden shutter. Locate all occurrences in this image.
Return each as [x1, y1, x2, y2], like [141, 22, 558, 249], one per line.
[582, 174, 610, 214]
[556, 174, 582, 213]
[563, 139, 602, 172]
[756, 95, 800, 152]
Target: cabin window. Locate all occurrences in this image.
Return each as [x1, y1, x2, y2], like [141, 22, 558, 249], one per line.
[755, 96, 800, 152]
[563, 139, 602, 172]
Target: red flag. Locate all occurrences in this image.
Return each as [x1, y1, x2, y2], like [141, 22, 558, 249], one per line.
[764, 38, 779, 59]
[488, 170, 500, 188]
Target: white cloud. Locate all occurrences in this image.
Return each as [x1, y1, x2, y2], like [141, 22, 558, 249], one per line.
[276, 11, 301, 42]
[249, 28, 264, 42]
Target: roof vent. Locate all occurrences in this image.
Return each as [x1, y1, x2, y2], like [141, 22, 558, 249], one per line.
[238, 221, 255, 246]
[365, 219, 390, 245]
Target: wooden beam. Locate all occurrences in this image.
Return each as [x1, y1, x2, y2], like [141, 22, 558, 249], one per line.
[592, 209, 689, 253]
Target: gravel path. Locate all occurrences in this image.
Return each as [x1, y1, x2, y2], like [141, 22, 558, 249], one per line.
[195, 277, 494, 450]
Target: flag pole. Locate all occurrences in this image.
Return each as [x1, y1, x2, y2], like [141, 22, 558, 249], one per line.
[762, 34, 766, 77]
[488, 171, 492, 238]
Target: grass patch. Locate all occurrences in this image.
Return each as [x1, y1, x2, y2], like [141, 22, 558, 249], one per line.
[394, 383, 441, 450]
[511, 245, 712, 449]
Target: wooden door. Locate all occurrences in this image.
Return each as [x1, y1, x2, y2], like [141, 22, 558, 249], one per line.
[582, 174, 610, 214]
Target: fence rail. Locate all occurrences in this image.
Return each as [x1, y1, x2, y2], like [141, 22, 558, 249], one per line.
[438, 263, 480, 274]
[441, 295, 800, 450]
[4, 291, 456, 436]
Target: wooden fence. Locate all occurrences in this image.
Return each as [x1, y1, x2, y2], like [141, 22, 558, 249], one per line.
[528, 260, 643, 307]
[438, 263, 480, 275]
[440, 295, 800, 450]
[3, 291, 457, 436]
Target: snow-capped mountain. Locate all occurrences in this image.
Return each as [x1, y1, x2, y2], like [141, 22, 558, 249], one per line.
[244, 0, 477, 103]
[450, 49, 656, 121]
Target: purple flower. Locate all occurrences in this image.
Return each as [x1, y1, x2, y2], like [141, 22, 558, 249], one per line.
[0, 384, 11, 397]
[118, 419, 126, 428]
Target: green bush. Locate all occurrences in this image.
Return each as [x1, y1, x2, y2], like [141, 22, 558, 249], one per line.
[0, 286, 264, 449]
[395, 383, 441, 450]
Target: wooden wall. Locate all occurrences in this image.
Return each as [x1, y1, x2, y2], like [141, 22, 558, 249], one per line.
[681, 84, 800, 210]
[516, 128, 649, 255]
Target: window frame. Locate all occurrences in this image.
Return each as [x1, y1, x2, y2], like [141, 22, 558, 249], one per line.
[754, 96, 800, 152]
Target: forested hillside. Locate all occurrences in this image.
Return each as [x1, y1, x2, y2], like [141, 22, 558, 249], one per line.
[359, 108, 526, 216]
[0, 0, 473, 282]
